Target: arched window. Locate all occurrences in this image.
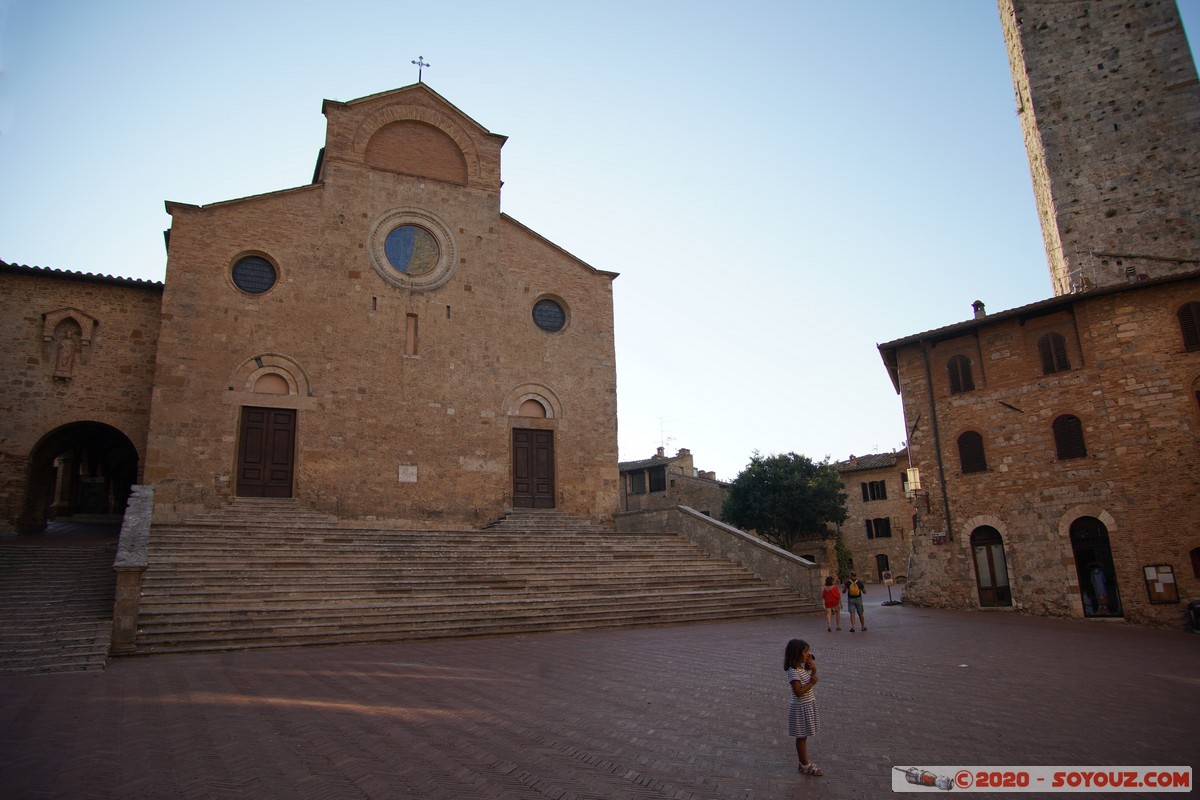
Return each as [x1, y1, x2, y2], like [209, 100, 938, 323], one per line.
[1037, 332, 1071, 374]
[1053, 414, 1087, 460]
[947, 355, 975, 394]
[1179, 301, 1200, 351]
[957, 431, 987, 473]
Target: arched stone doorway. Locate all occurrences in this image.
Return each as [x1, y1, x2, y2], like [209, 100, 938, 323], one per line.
[19, 422, 139, 534]
[1070, 517, 1122, 617]
[970, 526, 1012, 607]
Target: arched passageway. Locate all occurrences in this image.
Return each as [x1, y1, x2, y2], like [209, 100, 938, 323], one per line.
[19, 422, 138, 534]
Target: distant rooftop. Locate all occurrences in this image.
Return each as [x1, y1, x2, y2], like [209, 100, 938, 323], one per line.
[837, 450, 905, 473]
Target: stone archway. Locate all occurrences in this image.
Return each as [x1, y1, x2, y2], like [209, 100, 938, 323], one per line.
[19, 422, 139, 534]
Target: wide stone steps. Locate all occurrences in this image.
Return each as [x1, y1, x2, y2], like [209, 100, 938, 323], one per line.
[133, 596, 797, 654]
[134, 518, 810, 654]
[0, 543, 117, 674]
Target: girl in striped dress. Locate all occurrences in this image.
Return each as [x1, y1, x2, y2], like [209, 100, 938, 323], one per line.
[784, 638, 822, 776]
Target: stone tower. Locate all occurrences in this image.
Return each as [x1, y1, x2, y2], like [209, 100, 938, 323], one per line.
[999, 0, 1200, 295]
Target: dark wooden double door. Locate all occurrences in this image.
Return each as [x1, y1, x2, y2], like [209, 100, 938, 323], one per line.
[512, 429, 555, 508]
[236, 407, 296, 498]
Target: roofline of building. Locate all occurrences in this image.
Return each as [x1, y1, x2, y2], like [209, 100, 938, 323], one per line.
[321, 82, 509, 146]
[500, 213, 619, 280]
[876, 267, 1200, 392]
[0, 260, 164, 291]
[836, 449, 907, 473]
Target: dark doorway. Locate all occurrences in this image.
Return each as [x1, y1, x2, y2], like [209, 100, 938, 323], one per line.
[1070, 517, 1122, 617]
[875, 553, 890, 583]
[20, 422, 139, 534]
[970, 526, 1013, 607]
[512, 428, 555, 508]
[236, 407, 296, 498]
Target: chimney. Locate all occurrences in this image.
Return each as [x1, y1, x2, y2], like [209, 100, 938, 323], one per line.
[655, 447, 665, 458]
[972, 300, 986, 319]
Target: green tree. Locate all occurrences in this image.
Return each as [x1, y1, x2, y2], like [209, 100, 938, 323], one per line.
[834, 526, 854, 579]
[721, 451, 848, 552]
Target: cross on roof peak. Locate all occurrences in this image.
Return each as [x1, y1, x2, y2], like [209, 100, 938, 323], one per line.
[411, 56, 431, 83]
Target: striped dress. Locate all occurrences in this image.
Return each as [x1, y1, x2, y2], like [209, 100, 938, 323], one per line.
[787, 667, 819, 738]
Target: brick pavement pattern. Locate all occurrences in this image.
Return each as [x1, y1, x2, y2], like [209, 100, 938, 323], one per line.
[1, 591, 1196, 800]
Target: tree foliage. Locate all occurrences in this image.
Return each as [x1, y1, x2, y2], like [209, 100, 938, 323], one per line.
[721, 452, 848, 552]
[834, 526, 854, 579]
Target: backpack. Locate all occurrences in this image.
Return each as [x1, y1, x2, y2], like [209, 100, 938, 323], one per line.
[848, 580, 862, 598]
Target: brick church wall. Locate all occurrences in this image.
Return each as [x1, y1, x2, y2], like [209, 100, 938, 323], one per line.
[143, 85, 619, 527]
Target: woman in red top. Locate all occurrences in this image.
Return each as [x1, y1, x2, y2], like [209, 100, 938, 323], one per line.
[821, 576, 841, 631]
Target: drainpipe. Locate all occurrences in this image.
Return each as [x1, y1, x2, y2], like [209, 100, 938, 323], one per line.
[920, 341, 954, 540]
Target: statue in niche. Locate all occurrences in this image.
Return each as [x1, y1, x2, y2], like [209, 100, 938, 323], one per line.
[54, 327, 79, 379]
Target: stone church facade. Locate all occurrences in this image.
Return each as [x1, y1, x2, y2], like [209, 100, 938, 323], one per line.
[2, 84, 620, 532]
[880, 0, 1200, 627]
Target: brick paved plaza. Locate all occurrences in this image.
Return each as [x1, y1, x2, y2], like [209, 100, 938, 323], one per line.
[2, 589, 1196, 799]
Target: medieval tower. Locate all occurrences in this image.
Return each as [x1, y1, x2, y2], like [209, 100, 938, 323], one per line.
[999, 0, 1200, 295]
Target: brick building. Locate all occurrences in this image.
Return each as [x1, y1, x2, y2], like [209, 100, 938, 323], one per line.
[879, 1, 1200, 627]
[835, 450, 915, 583]
[1, 83, 620, 531]
[618, 447, 727, 517]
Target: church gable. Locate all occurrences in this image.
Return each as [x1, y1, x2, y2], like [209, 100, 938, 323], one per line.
[321, 84, 503, 192]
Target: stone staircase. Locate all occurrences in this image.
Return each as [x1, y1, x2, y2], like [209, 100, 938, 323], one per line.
[0, 542, 117, 674]
[134, 503, 811, 655]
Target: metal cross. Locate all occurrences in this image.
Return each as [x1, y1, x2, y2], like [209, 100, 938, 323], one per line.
[412, 56, 431, 83]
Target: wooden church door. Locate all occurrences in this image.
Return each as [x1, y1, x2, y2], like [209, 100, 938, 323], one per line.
[236, 407, 296, 498]
[512, 429, 555, 508]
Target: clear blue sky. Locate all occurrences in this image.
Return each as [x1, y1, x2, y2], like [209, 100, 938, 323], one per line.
[2, 1, 1197, 481]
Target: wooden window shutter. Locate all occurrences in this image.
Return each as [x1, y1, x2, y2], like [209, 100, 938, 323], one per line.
[1053, 414, 1087, 460]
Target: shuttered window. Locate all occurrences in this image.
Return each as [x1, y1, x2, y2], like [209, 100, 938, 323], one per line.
[948, 355, 975, 394]
[1053, 414, 1087, 460]
[866, 518, 892, 539]
[958, 431, 987, 473]
[861, 480, 887, 501]
[1179, 302, 1200, 351]
[1038, 332, 1071, 374]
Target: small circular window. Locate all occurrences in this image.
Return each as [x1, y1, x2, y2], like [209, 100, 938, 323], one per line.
[231, 256, 277, 295]
[384, 225, 439, 275]
[533, 299, 566, 333]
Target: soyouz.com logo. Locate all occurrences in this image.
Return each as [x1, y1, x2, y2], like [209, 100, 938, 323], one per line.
[892, 766, 1192, 792]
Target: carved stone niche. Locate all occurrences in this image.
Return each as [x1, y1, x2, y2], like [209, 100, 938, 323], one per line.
[43, 308, 98, 379]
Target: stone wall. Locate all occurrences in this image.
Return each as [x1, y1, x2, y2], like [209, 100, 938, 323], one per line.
[0, 264, 162, 530]
[615, 505, 821, 604]
[999, 0, 1200, 295]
